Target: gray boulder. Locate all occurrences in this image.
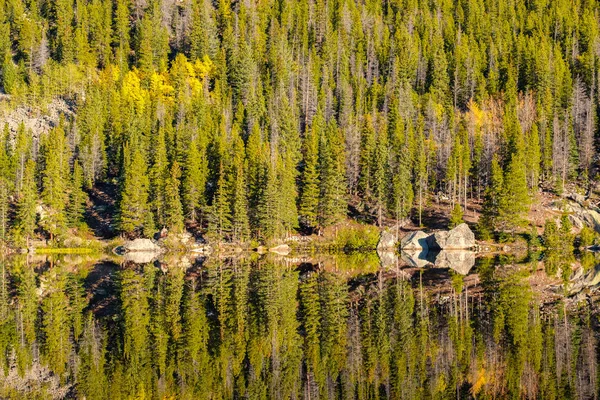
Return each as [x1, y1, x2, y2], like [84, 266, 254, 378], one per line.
[377, 250, 398, 268]
[426, 223, 475, 250]
[432, 250, 475, 275]
[122, 238, 163, 253]
[269, 244, 291, 255]
[377, 228, 398, 250]
[400, 231, 429, 250]
[401, 250, 430, 268]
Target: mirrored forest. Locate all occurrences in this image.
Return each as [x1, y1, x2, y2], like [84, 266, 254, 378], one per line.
[0, 254, 597, 399]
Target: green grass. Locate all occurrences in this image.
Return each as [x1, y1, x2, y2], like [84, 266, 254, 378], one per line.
[34, 247, 97, 255]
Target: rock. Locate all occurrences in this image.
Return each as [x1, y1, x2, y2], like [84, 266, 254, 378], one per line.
[430, 250, 475, 275]
[400, 231, 429, 250]
[377, 228, 398, 250]
[269, 244, 291, 255]
[190, 245, 212, 254]
[580, 209, 600, 231]
[426, 223, 475, 250]
[565, 264, 600, 296]
[401, 250, 430, 268]
[123, 251, 160, 264]
[377, 250, 398, 268]
[568, 214, 584, 230]
[122, 238, 163, 253]
[567, 192, 587, 206]
[255, 246, 267, 254]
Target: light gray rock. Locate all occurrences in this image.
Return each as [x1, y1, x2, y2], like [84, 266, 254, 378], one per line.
[377, 250, 398, 268]
[377, 228, 398, 250]
[426, 223, 475, 250]
[401, 250, 430, 268]
[400, 231, 429, 250]
[123, 251, 159, 264]
[567, 192, 587, 206]
[269, 244, 291, 255]
[122, 238, 163, 253]
[568, 214, 584, 230]
[431, 250, 475, 275]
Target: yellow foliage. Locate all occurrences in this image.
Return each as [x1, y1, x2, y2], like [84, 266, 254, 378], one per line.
[435, 374, 447, 394]
[470, 367, 487, 395]
[194, 55, 214, 80]
[149, 72, 174, 104]
[121, 70, 147, 111]
[467, 99, 486, 129]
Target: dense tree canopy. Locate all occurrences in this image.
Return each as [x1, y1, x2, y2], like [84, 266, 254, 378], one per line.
[0, 0, 599, 241]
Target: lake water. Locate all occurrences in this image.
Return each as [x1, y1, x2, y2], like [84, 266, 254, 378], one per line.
[0, 252, 598, 399]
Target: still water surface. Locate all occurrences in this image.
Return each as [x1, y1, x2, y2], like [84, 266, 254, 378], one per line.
[0, 252, 598, 399]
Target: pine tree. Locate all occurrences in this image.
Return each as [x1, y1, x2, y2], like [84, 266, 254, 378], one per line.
[165, 161, 184, 232]
[13, 159, 37, 246]
[318, 119, 346, 227]
[208, 162, 231, 238]
[182, 137, 207, 223]
[229, 134, 249, 242]
[67, 161, 88, 226]
[150, 126, 168, 227]
[277, 151, 299, 236]
[119, 141, 151, 236]
[358, 115, 375, 200]
[414, 127, 427, 227]
[498, 144, 530, 233]
[40, 126, 71, 240]
[449, 204, 464, 228]
[478, 155, 503, 239]
[299, 121, 320, 231]
[0, 178, 8, 241]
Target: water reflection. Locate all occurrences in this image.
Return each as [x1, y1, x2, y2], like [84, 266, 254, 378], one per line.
[0, 253, 597, 399]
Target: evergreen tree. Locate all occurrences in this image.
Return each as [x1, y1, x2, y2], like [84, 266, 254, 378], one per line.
[229, 134, 249, 241]
[12, 159, 37, 246]
[149, 126, 168, 227]
[299, 121, 320, 231]
[449, 204, 464, 229]
[208, 162, 231, 238]
[318, 119, 346, 228]
[67, 161, 88, 226]
[0, 178, 8, 241]
[498, 145, 531, 233]
[165, 161, 184, 233]
[40, 126, 71, 240]
[478, 155, 503, 239]
[119, 141, 151, 236]
[182, 138, 207, 223]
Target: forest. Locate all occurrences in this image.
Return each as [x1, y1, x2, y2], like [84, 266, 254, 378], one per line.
[0, 0, 599, 244]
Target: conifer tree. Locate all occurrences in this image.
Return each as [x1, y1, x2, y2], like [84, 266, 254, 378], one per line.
[68, 161, 88, 226]
[414, 127, 428, 227]
[277, 152, 299, 236]
[229, 134, 249, 241]
[40, 126, 71, 240]
[208, 162, 231, 238]
[0, 178, 8, 241]
[449, 204, 464, 229]
[318, 119, 346, 227]
[478, 155, 503, 239]
[119, 141, 151, 236]
[182, 137, 207, 223]
[13, 159, 37, 246]
[299, 121, 320, 231]
[165, 161, 184, 233]
[150, 126, 168, 227]
[498, 145, 530, 233]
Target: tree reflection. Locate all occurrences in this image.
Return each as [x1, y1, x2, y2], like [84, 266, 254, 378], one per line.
[0, 254, 597, 399]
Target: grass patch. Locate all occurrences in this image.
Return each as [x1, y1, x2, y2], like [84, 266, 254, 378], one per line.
[34, 247, 97, 255]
